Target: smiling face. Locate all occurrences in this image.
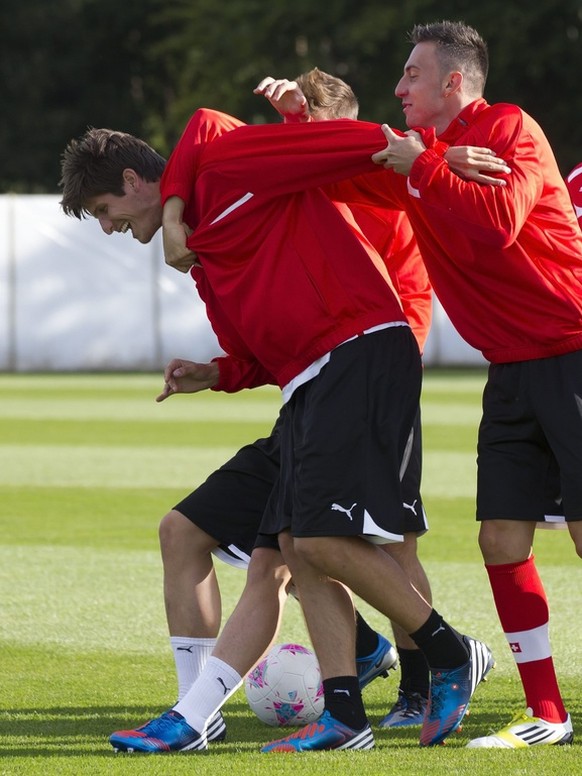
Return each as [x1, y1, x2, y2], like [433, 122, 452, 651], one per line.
[86, 169, 162, 244]
[394, 41, 463, 135]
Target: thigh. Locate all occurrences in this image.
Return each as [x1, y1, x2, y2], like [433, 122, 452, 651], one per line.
[477, 362, 558, 521]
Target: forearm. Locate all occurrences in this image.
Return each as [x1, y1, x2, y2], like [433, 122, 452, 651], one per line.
[162, 196, 186, 226]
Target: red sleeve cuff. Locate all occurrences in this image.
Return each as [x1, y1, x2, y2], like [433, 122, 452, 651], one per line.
[409, 148, 445, 188]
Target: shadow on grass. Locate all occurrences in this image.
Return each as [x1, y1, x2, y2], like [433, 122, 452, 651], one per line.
[1, 694, 554, 758]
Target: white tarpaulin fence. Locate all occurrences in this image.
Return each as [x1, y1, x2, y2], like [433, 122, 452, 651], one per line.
[0, 194, 485, 373]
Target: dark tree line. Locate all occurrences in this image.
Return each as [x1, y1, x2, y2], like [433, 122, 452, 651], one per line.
[1, 0, 581, 193]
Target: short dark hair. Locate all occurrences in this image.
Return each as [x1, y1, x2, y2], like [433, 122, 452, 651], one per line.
[410, 20, 488, 96]
[295, 67, 359, 120]
[59, 128, 166, 218]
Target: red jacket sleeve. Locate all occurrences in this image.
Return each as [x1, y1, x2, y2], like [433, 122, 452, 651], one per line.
[406, 105, 543, 248]
[198, 118, 393, 197]
[212, 355, 277, 393]
[161, 109, 246, 206]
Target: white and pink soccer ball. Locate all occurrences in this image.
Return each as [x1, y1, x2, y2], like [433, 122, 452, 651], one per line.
[244, 643, 324, 726]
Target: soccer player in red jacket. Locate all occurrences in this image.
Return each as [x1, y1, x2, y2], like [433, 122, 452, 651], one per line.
[349, 20, 581, 749]
[60, 106, 496, 751]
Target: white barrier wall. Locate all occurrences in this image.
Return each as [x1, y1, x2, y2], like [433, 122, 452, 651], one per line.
[0, 194, 485, 372]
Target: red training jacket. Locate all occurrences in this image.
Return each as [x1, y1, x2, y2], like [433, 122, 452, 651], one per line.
[161, 109, 416, 389]
[326, 99, 582, 364]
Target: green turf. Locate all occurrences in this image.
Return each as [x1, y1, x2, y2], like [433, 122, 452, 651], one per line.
[0, 370, 579, 775]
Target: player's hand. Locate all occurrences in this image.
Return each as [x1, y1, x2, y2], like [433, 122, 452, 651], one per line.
[162, 220, 198, 273]
[156, 359, 220, 402]
[371, 125, 426, 175]
[254, 77, 310, 121]
[445, 146, 511, 185]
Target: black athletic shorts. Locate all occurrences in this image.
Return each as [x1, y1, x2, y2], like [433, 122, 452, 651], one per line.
[401, 408, 429, 535]
[477, 350, 582, 522]
[173, 413, 282, 568]
[257, 326, 423, 543]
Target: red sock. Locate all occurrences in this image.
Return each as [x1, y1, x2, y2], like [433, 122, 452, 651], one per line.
[485, 556, 567, 722]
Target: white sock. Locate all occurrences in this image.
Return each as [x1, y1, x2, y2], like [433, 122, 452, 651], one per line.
[174, 656, 243, 732]
[170, 637, 217, 702]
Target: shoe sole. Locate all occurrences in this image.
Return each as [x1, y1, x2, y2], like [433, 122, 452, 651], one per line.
[262, 725, 375, 753]
[111, 732, 208, 753]
[112, 740, 208, 754]
[466, 721, 574, 748]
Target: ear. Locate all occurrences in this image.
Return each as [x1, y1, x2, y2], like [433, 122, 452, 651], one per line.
[444, 71, 463, 96]
[122, 168, 139, 191]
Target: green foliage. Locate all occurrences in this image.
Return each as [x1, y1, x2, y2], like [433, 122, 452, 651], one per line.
[2, 0, 582, 192]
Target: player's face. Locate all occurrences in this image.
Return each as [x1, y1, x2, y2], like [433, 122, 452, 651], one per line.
[86, 173, 162, 244]
[394, 42, 452, 134]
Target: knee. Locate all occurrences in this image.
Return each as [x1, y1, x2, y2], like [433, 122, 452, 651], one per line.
[285, 533, 359, 579]
[570, 533, 582, 560]
[246, 549, 292, 592]
[382, 534, 417, 570]
[477, 521, 504, 561]
[292, 536, 335, 574]
[158, 509, 215, 557]
[159, 509, 184, 551]
[478, 520, 532, 565]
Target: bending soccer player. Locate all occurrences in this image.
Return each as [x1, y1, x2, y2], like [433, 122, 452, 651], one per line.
[60, 120, 399, 746]
[60, 105, 498, 753]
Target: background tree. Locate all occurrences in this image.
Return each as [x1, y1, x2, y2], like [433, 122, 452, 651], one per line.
[1, 0, 581, 192]
[0, 0, 161, 191]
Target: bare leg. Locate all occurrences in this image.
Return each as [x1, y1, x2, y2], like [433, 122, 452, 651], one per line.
[213, 547, 292, 673]
[172, 547, 292, 732]
[478, 518, 534, 564]
[295, 535, 432, 636]
[279, 532, 356, 679]
[383, 533, 431, 649]
[382, 533, 432, 649]
[159, 509, 222, 636]
[567, 520, 582, 559]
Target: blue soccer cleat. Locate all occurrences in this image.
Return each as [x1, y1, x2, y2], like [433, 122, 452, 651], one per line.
[420, 635, 494, 746]
[261, 709, 374, 752]
[356, 633, 399, 689]
[109, 709, 207, 753]
[380, 689, 428, 728]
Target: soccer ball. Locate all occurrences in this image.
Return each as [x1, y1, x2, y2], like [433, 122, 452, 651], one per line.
[244, 643, 324, 726]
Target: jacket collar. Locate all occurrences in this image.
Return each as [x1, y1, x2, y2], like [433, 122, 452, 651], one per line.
[438, 98, 489, 143]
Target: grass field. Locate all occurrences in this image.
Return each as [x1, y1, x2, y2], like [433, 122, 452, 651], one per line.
[0, 370, 580, 776]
